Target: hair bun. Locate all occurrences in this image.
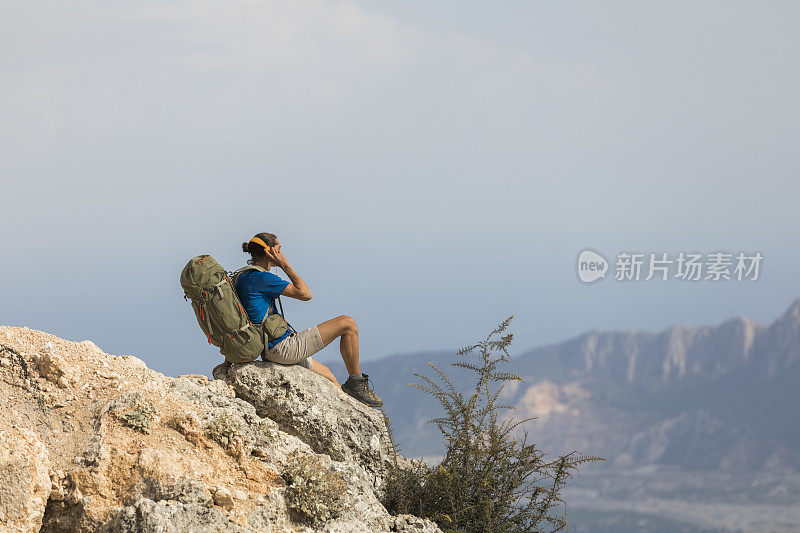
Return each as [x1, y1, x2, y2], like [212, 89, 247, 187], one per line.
[241, 242, 250, 253]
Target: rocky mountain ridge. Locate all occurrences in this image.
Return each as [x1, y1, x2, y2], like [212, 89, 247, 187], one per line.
[516, 298, 800, 388]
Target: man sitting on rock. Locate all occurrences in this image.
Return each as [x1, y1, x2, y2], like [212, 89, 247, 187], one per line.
[213, 232, 383, 408]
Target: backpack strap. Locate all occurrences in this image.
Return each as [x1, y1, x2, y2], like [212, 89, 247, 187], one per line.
[231, 265, 295, 334]
[210, 279, 227, 301]
[230, 265, 264, 292]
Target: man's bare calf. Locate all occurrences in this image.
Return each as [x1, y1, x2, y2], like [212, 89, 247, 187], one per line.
[314, 315, 361, 385]
[308, 315, 382, 407]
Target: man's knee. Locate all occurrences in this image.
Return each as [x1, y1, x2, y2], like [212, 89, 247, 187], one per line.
[339, 315, 358, 335]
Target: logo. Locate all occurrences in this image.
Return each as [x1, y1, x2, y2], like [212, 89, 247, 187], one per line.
[577, 249, 608, 283]
[576, 249, 763, 283]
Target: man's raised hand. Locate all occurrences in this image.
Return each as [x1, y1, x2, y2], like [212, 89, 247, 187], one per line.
[265, 243, 289, 269]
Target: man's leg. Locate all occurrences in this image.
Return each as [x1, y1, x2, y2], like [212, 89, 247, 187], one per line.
[316, 315, 361, 376]
[309, 359, 340, 389]
[317, 315, 383, 407]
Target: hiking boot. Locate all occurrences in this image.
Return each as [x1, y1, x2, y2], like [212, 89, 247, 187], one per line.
[342, 374, 383, 407]
[212, 360, 231, 380]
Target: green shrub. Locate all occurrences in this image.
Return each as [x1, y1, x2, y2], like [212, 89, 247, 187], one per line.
[386, 316, 606, 533]
[118, 401, 155, 434]
[282, 452, 347, 526]
[206, 412, 241, 448]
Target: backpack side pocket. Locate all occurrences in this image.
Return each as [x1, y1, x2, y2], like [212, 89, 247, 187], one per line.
[263, 313, 289, 341]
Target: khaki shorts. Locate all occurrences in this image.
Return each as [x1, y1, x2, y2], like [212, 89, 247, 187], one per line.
[262, 325, 324, 370]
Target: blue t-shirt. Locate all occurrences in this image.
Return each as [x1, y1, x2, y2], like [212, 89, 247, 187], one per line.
[235, 269, 293, 349]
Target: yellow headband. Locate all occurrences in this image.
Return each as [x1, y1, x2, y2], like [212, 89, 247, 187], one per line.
[249, 237, 270, 251]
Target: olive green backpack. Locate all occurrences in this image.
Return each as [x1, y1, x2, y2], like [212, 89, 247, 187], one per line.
[180, 255, 265, 364]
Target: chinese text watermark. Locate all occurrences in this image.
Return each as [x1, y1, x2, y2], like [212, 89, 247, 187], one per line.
[577, 250, 763, 283]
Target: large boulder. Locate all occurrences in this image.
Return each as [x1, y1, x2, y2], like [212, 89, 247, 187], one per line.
[0, 423, 52, 532]
[222, 361, 415, 496]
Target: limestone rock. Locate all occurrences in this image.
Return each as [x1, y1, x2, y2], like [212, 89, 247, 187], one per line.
[0, 326, 441, 533]
[213, 487, 235, 510]
[35, 343, 68, 384]
[109, 498, 250, 533]
[223, 362, 412, 495]
[391, 514, 442, 532]
[0, 423, 52, 532]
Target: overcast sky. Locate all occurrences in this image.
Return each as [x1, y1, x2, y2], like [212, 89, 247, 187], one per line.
[1, 1, 798, 378]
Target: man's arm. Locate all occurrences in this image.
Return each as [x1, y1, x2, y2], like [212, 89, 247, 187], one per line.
[280, 263, 312, 301]
[266, 244, 312, 301]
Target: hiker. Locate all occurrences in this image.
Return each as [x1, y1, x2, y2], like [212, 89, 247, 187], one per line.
[214, 232, 383, 408]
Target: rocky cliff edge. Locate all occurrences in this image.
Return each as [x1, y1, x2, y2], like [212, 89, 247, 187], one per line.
[0, 326, 439, 533]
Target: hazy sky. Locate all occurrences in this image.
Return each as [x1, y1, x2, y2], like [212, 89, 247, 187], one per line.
[2, 1, 798, 377]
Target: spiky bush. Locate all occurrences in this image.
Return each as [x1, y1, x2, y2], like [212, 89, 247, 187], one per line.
[385, 316, 605, 533]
